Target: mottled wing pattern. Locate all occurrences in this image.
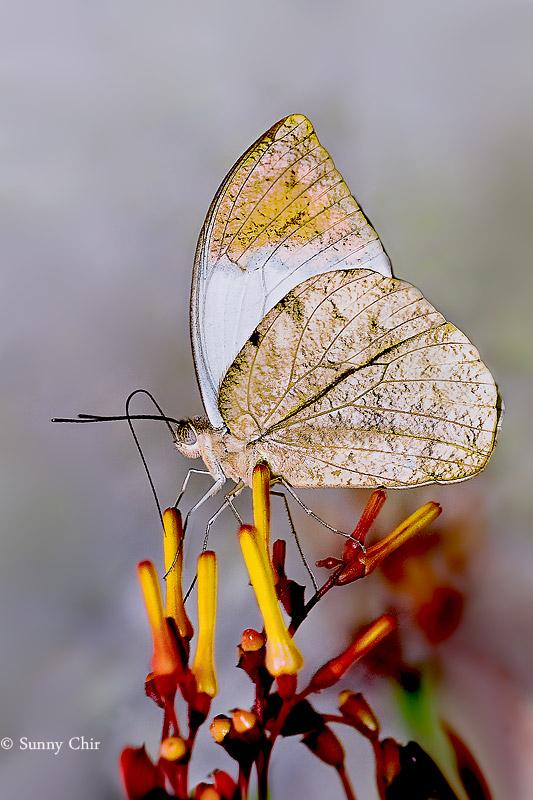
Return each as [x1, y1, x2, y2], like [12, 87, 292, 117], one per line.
[218, 269, 500, 488]
[191, 114, 392, 426]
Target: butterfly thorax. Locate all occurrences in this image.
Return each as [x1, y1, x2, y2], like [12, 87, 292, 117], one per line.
[174, 417, 257, 485]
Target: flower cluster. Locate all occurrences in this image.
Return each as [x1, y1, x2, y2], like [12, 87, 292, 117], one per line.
[120, 464, 480, 799]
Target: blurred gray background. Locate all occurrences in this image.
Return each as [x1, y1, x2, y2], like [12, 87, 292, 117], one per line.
[2, 1, 533, 798]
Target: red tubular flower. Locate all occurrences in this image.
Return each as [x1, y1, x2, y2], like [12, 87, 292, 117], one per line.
[211, 769, 238, 799]
[343, 489, 387, 560]
[308, 613, 396, 692]
[119, 745, 165, 800]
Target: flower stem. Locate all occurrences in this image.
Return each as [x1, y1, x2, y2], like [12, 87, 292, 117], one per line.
[338, 764, 357, 800]
[256, 746, 271, 800]
[238, 763, 251, 800]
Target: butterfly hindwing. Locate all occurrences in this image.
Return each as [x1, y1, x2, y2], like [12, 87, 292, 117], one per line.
[191, 114, 392, 427]
[218, 269, 500, 488]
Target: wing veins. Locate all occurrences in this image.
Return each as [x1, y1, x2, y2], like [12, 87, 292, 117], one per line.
[233, 158, 339, 262]
[216, 118, 311, 260]
[220, 126, 317, 259]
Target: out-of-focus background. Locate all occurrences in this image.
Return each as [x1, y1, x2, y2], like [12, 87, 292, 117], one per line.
[1, 2, 532, 798]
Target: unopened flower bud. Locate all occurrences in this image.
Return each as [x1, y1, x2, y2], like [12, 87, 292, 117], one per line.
[160, 736, 187, 762]
[381, 737, 401, 785]
[338, 691, 379, 739]
[240, 628, 265, 652]
[210, 716, 231, 744]
[309, 614, 396, 692]
[302, 727, 345, 768]
[232, 708, 257, 734]
[194, 783, 221, 800]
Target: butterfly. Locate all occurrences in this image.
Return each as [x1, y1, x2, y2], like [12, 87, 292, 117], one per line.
[172, 114, 502, 513]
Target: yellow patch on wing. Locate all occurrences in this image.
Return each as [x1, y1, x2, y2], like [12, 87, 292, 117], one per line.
[209, 114, 382, 272]
[218, 269, 501, 489]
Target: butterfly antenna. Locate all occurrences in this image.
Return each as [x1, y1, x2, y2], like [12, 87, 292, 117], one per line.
[52, 412, 182, 426]
[124, 388, 177, 528]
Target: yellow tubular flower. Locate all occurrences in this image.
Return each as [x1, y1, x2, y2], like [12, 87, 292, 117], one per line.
[365, 502, 442, 574]
[252, 462, 271, 552]
[162, 508, 193, 639]
[137, 560, 180, 676]
[238, 525, 303, 676]
[192, 551, 218, 697]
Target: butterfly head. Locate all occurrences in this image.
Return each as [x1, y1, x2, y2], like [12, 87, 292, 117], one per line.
[174, 419, 203, 459]
[173, 416, 224, 464]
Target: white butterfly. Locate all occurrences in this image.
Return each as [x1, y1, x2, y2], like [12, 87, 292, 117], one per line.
[175, 114, 501, 515]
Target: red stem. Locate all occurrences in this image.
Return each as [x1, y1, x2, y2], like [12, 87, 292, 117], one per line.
[256, 746, 271, 800]
[238, 763, 251, 800]
[337, 764, 357, 800]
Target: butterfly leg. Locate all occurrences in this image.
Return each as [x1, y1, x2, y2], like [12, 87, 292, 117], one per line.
[276, 478, 351, 539]
[270, 490, 318, 591]
[182, 482, 245, 601]
[174, 468, 212, 508]
[183, 474, 226, 533]
[201, 481, 245, 550]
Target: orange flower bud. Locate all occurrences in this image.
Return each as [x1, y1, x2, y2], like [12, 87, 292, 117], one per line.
[309, 614, 396, 692]
[338, 691, 380, 738]
[162, 508, 193, 639]
[381, 737, 401, 785]
[240, 628, 265, 652]
[192, 551, 218, 697]
[210, 716, 231, 744]
[231, 708, 257, 734]
[160, 735, 187, 762]
[137, 561, 180, 677]
[194, 783, 221, 800]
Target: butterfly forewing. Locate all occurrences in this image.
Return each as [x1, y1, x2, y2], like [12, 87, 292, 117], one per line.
[218, 269, 500, 488]
[191, 114, 392, 427]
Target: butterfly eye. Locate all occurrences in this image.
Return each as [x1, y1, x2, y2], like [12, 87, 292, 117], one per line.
[176, 422, 198, 447]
